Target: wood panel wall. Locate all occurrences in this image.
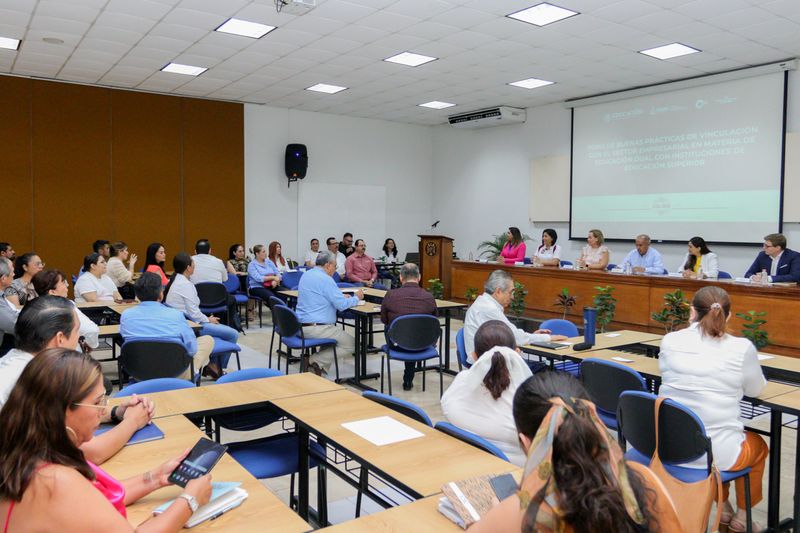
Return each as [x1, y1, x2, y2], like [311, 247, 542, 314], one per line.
[0, 76, 243, 277]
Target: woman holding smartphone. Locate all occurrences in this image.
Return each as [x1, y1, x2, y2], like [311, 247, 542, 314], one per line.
[0, 349, 212, 531]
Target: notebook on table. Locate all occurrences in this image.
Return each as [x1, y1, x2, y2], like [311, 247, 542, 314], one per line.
[438, 473, 517, 529]
[154, 481, 248, 528]
[529, 341, 570, 350]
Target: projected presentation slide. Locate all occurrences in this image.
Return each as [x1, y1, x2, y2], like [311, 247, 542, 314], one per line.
[570, 72, 785, 244]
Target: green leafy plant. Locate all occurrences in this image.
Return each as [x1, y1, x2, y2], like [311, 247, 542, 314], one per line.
[427, 278, 444, 300]
[465, 287, 479, 303]
[553, 288, 577, 319]
[592, 285, 617, 332]
[510, 281, 528, 318]
[477, 232, 533, 261]
[651, 289, 691, 333]
[736, 310, 769, 350]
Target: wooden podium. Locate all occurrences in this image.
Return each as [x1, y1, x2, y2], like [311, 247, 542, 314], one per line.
[418, 234, 454, 298]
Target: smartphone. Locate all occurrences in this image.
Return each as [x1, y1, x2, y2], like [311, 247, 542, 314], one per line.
[168, 438, 228, 488]
[489, 473, 518, 501]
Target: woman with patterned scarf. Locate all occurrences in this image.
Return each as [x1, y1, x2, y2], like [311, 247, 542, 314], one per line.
[470, 372, 681, 532]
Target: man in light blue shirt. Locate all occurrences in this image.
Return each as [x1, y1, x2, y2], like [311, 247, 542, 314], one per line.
[297, 250, 363, 375]
[622, 234, 666, 275]
[120, 272, 213, 380]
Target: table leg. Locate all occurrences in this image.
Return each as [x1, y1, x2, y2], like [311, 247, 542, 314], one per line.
[767, 409, 783, 529]
[342, 314, 378, 391]
[298, 426, 310, 521]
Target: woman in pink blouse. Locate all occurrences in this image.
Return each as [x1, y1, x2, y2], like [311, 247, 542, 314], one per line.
[500, 227, 526, 265]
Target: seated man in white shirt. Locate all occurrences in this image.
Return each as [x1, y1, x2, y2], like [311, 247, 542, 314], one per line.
[463, 270, 567, 363]
[304, 238, 321, 267]
[0, 258, 18, 340]
[326, 236, 347, 278]
[0, 295, 154, 464]
[190, 239, 228, 284]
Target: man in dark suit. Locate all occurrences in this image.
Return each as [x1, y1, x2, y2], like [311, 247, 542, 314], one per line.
[380, 263, 437, 391]
[744, 233, 800, 283]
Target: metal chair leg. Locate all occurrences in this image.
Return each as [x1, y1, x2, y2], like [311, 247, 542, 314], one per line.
[387, 355, 393, 395]
[332, 345, 339, 382]
[439, 354, 444, 398]
[744, 474, 752, 533]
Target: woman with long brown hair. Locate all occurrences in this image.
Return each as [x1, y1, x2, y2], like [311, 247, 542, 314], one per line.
[471, 372, 680, 532]
[0, 349, 211, 531]
[268, 241, 289, 273]
[659, 286, 767, 531]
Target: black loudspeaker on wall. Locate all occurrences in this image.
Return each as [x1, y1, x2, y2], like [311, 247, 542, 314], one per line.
[285, 143, 308, 184]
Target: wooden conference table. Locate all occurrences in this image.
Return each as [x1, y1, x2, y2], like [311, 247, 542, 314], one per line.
[102, 415, 310, 532]
[451, 261, 800, 356]
[279, 287, 466, 391]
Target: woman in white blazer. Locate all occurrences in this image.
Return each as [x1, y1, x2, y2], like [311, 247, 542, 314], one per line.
[678, 236, 719, 279]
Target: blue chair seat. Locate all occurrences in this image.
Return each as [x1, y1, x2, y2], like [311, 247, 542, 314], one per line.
[228, 433, 324, 479]
[211, 339, 241, 355]
[380, 344, 438, 361]
[281, 335, 336, 350]
[234, 294, 248, 304]
[625, 447, 751, 483]
[200, 305, 227, 315]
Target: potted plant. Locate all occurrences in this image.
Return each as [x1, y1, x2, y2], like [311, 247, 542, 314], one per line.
[593, 285, 617, 332]
[735, 310, 769, 350]
[427, 278, 444, 300]
[651, 289, 691, 333]
[553, 288, 577, 319]
[477, 232, 532, 261]
[510, 281, 528, 321]
[465, 287, 479, 303]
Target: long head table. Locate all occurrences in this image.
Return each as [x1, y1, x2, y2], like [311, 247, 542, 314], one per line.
[451, 261, 800, 356]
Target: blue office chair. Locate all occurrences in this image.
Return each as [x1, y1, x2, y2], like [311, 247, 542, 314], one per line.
[196, 282, 229, 317]
[581, 358, 646, 429]
[607, 263, 617, 271]
[114, 377, 196, 397]
[272, 304, 340, 380]
[718, 271, 733, 279]
[210, 338, 242, 372]
[362, 391, 433, 426]
[217, 368, 327, 514]
[434, 422, 510, 462]
[281, 270, 304, 290]
[268, 295, 286, 369]
[618, 391, 753, 532]
[540, 319, 581, 375]
[380, 314, 442, 396]
[225, 273, 250, 328]
[455, 328, 471, 370]
[332, 272, 342, 283]
[523, 257, 532, 264]
[560, 260, 573, 267]
[118, 339, 197, 386]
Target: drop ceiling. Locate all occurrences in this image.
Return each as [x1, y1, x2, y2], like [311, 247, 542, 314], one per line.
[0, 0, 798, 126]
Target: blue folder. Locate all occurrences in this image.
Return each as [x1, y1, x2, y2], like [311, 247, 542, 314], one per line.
[94, 422, 164, 445]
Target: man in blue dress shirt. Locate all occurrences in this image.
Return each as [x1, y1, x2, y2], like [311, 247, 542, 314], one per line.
[297, 250, 363, 375]
[120, 272, 213, 380]
[622, 234, 665, 275]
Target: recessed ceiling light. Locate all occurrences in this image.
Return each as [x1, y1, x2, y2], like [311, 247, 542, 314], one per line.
[507, 3, 579, 27]
[508, 77, 555, 89]
[419, 101, 456, 110]
[161, 63, 207, 76]
[306, 83, 347, 94]
[639, 42, 701, 60]
[384, 52, 437, 67]
[215, 18, 275, 39]
[0, 36, 21, 51]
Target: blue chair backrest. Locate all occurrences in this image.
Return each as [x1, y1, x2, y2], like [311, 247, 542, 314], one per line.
[539, 319, 579, 337]
[224, 273, 240, 293]
[363, 391, 432, 426]
[386, 314, 440, 352]
[523, 257, 532, 264]
[271, 304, 302, 338]
[332, 272, 341, 283]
[217, 368, 284, 384]
[617, 391, 713, 472]
[336, 282, 358, 288]
[607, 263, 617, 271]
[434, 422, 509, 462]
[560, 260, 573, 267]
[718, 271, 732, 279]
[114, 377, 196, 397]
[281, 271, 304, 290]
[196, 282, 228, 307]
[455, 328, 471, 369]
[119, 339, 193, 382]
[581, 357, 646, 420]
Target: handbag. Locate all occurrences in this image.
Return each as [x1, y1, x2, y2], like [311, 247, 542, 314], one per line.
[649, 397, 723, 533]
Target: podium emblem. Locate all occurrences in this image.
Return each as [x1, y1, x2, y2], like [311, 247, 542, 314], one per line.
[425, 242, 438, 256]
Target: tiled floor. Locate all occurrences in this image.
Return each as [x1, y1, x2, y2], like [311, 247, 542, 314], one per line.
[103, 313, 796, 528]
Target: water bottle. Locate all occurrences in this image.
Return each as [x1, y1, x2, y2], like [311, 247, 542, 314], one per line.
[623, 261, 631, 275]
[761, 269, 769, 286]
[583, 307, 597, 345]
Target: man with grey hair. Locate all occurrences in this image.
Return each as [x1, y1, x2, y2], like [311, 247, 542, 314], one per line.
[296, 250, 364, 376]
[380, 263, 437, 390]
[622, 234, 665, 275]
[0, 258, 18, 339]
[463, 270, 566, 362]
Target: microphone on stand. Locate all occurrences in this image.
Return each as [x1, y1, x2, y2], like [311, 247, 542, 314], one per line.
[431, 220, 440, 229]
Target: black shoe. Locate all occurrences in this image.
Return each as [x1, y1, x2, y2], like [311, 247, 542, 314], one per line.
[402, 381, 413, 391]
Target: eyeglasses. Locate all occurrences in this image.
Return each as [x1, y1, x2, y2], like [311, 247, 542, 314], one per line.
[73, 394, 109, 410]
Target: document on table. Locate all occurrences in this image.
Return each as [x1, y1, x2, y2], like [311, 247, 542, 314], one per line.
[757, 353, 775, 361]
[342, 416, 425, 446]
[612, 356, 634, 363]
[604, 333, 622, 337]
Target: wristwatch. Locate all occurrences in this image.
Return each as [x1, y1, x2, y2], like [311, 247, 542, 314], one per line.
[110, 406, 121, 424]
[178, 493, 199, 513]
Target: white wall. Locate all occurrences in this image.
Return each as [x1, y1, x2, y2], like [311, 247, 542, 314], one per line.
[244, 105, 433, 261]
[431, 70, 800, 279]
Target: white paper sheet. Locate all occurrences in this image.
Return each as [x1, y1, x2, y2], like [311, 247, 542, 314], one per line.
[604, 333, 622, 337]
[757, 353, 775, 361]
[342, 416, 425, 446]
[612, 356, 634, 363]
